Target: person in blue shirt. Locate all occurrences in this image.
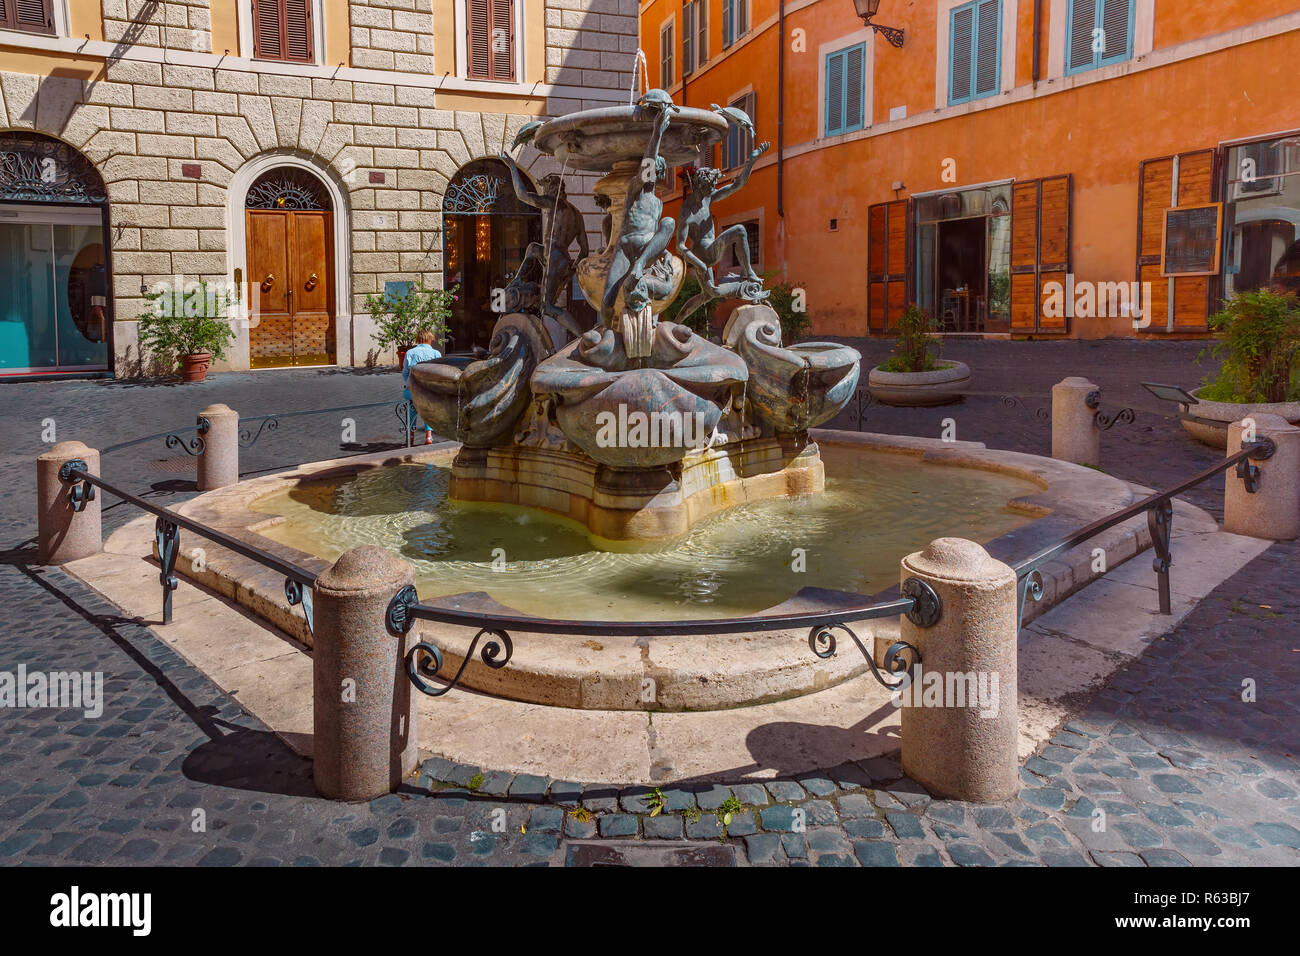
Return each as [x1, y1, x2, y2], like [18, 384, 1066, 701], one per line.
[402, 329, 441, 445]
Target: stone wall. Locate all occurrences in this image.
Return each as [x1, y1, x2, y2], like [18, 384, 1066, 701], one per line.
[0, 0, 636, 373]
[102, 0, 212, 53]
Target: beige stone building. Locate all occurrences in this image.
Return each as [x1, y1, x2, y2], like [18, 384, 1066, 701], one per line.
[0, 0, 636, 376]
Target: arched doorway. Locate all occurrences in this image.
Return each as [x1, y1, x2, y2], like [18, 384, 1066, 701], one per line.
[442, 158, 541, 351]
[0, 132, 111, 376]
[244, 166, 336, 367]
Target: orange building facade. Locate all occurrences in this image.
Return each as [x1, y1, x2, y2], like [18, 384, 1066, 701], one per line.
[639, 0, 1300, 338]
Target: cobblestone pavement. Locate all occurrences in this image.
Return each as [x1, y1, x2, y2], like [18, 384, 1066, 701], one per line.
[0, 342, 1296, 866]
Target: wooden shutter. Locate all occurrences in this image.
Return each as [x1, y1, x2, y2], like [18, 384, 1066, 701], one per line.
[723, 0, 734, 48]
[868, 199, 910, 334]
[682, 3, 694, 75]
[1009, 174, 1072, 334]
[825, 51, 844, 136]
[660, 21, 673, 88]
[1, 0, 54, 35]
[1136, 149, 1217, 333]
[467, 0, 513, 80]
[697, 0, 708, 65]
[950, 5, 974, 102]
[253, 0, 312, 62]
[973, 0, 1000, 97]
[737, 0, 748, 36]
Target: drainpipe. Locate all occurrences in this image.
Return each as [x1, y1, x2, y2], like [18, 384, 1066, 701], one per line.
[1031, 0, 1042, 86]
[777, 0, 785, 219]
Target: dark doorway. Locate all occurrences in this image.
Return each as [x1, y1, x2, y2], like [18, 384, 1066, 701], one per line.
[937, 217, 986, 332]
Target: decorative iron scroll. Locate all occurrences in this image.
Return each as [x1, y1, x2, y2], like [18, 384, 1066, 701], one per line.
[442, 173, 502, 214]
[808, 623, 922, 692]
[406, 629, 514, 698]
[0, 132, 108, 205]
[245, 168, 330, 210]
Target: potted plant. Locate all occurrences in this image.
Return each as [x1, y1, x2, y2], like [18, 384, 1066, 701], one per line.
[867, 305, 970, 406]
[137, 279, 237, 383]
[365, 280, 458, 363]
[1183, 287, 1300, 447]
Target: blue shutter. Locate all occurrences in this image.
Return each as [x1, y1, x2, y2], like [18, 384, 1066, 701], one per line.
[949, 4, 974, 104]
[826, 44, 865, 136]
[844, 43, 864, 132]
[825, 50, 844, 136]
[1067, 0, 1132, 75]
[973, 0, 1001, 98]
[723, 0, 734, 48]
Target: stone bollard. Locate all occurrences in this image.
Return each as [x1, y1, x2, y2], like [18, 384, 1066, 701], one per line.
[312, 546, 418, 801]
[197, 403, 239, 491]
[37, 441, 102, 565]
[1051, 376, 1100, 467]
[1224, 414, 1300, 541]
[899, 537, 1019, 803]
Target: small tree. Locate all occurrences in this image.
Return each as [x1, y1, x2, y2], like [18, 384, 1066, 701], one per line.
[879, 305, 941, 373]
[137, 280, 236, 371]
[365, 280, 458, 353]
[662, 273, 716, 335]
[765, 280, 812, 343]
[1200, 288, 1300, 404]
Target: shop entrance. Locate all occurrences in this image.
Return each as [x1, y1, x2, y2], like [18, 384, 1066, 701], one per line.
[914, 185, 1012, 334]
[0, 133, 110, 376]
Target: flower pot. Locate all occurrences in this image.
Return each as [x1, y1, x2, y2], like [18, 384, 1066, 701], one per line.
[1179, 386, 1300, 449]
[867, 360, 971, 407]
[181, 351, 212, 383]
[397, 346, 411, 368]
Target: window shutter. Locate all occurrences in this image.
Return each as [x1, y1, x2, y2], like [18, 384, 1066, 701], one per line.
[490, 0, 515, 80]
[723, 0, 733, 48]
[660, 22, 673, 87]
[1100, 0, 1132, 62]
[973, 0, 999, 97]
[1136, 150, 1216, 332]
[7, 0, 53, 34]
[467, 0, 490, 78]
[254, 0, 283, 59]
[868, 200, 910, 333]
[825, 51, 844, 136]
[1068, 0, 1097, 72]
[737, 0, 747, 37]
[697, 0, 708, 65]
[682, 3, 694, 76]
[844, 44, 864, 132]
[1009, 175, 1073, 334]
[949, 5, 973, 103]
[285, 0, 313, 62]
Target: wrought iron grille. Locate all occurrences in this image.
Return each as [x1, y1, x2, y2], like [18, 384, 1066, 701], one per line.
[443, 173, 503, 213]
[245, 168, 330, 210]
[0, 132, 108, 205]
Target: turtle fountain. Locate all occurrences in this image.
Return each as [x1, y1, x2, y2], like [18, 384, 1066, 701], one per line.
[407, 87, 862, 544]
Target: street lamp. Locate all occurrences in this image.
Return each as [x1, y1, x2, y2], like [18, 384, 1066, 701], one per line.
[853, 0, 905, 48]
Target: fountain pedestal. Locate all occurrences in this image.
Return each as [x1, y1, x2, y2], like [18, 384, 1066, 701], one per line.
[449, 435, 822, 544]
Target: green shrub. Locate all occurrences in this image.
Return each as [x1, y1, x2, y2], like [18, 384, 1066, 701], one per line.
[365, 280, 458, 353]
[878, 305, 941, 373]
[136, 280, 236, 371]
[765, 280, 812, 343]
[1199, 288, 1300, 403]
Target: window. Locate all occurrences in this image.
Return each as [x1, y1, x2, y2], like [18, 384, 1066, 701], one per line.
[253, 0, 313, 62]
[660, 20, 674, 87]
[825, 42, 866, 137]
[1066, 0, 1134, 75]
[948, 0, 1000, 106]
[723, 0, 748, 49]
[683, 3, 695, 76]
[724, 219, 761, 272]
[723, 91, 755, 169]
[467, 0, 515, 80]
[0, 0, 54, 35]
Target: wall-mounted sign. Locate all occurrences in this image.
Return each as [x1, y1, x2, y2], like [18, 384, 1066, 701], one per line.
[1161, 202, 1223, 277]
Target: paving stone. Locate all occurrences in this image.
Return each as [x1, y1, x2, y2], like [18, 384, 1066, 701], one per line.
[685, 813, 723, 840]
[844, 817, 887, 839]
[581, 785, 620, 812]
[660, 788, 696, 813]
[948, 843, 995, 867]
[760, 804, 801, 832]
[745, 833, 782, 864]
[527, 806, 564, 833]
[508, 775, 549, 802]
[902, 844, 944, 866]
[1040, 849, 1089, 866]
[1151, 773, 1201, 795]
[692, 785, 731, 810]
[836, 793, 875, 817]
[853, 841, 899, 866]
[1252, 822, 1300, 848]
[731, 784, 769, 807]
[1024, 823, 1070, 846]
[475, 771, 513, 796]
[597, 814, 638, 838]
[926, 801, 968, 826]
[1021, 788, 1067, 810]
[884, 812, 925, 840]
[990, 831, 1034, 856]
[1091, 850, 1145, 867]
[1139, 804, 1192, 828]
[1114, 821, 1164, 849]
[1140, 849, 1192, 867]
[781, 833, 807, 859]
[1169, 830, 1222, 857]
[563, 812, 597, 840]
[724, 810, 758, 837]
[973, 806, 1016, 829]
[548, 780, 583, 805]
[642, 813, 684, 840]
[796, 775, 837, 797]
[765, 780, 806, 803]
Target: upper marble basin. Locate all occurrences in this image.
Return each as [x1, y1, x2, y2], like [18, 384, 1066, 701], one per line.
[531, 105, 728, 172]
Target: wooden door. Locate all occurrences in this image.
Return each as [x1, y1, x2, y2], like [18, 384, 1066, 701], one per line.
[247, 209, 334, 368]
[1136, 149, 1217, 333]
[1009, 174, 1072, 334]
[867, 199, 910, 334]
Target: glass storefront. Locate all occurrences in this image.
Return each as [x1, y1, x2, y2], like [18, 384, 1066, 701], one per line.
[1223, 136, 1300, 298]
[0, 132, 111, 376]
[913, 182, 1012, 333]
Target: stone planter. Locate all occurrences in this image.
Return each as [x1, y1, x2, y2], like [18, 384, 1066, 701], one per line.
[180, 351, 211, 383]
[867, 360, 971, 407]
[1180, 386, 1300, 449]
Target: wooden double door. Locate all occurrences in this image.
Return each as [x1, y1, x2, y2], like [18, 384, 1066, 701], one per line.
[246, 209, 335, 367]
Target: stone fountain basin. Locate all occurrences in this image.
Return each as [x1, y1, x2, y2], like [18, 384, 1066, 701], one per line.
[151, 429, 1163, 712]
[532, 104, 728, 171]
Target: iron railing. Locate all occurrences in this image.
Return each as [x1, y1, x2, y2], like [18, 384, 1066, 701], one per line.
[55, 412, 1277, 705]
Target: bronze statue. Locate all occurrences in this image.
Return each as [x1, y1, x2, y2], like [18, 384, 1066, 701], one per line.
[499, 153, 588, 340]
[675, 133, 771, 327]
